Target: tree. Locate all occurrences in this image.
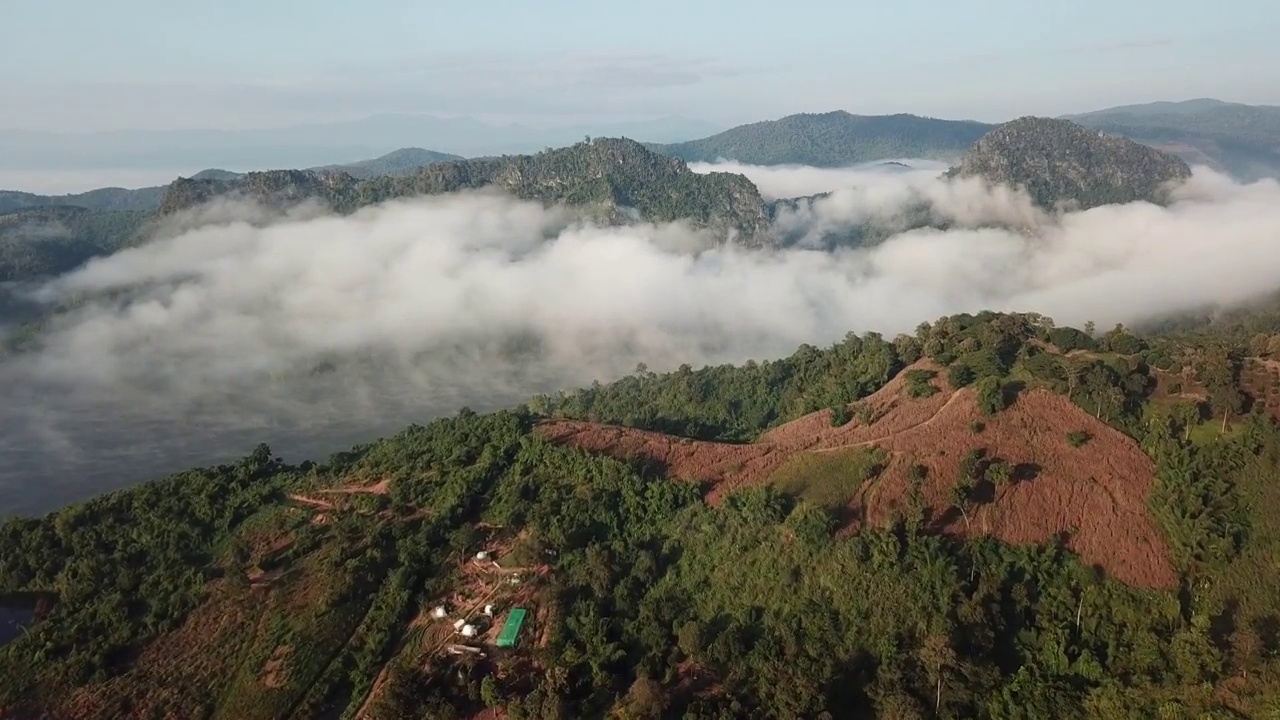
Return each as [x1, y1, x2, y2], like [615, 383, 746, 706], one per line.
[1228, 626, 1263, 679]
[976, 377, 1005, 415]
[986, 459, 1013, 487]
[624, 675, 669, 719]
[951, 477, 975, 530]
[918, 633, 958, 713]
[1195, 345, 1245, 432]
[480, 675, 502, 707]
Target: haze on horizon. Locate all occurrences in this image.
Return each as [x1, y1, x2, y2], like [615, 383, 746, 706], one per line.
[5, 0, 1280, 134]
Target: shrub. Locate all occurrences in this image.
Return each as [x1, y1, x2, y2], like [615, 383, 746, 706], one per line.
[948, 363, 976, 389]
[969, 420, 985, 433]
[905, 369, 940, 399]
[853, 403, 877, 425]
[908, 464, 928, 484]
[830, 405, 852, 427]
[976, 377, 1005, 415]
[1048, 326, 1098, 353]
[986, 459, 1013, 487]
[1067, 430, 1091, 448]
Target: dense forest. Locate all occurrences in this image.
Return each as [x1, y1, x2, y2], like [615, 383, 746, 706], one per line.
[946, 117, 1193, 211]
[646, 112, 993, 167]
[3, 310, 1280, 718]
[159, 138, 774, 246]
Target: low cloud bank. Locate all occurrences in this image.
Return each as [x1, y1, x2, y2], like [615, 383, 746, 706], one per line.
[4, 161, 1280, 512]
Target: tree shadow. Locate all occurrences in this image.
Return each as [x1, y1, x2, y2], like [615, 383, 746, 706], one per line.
[1255, 614, 1280, 655]
[1013, 463, 1042, 482]
[1002, 380, 1027, 407]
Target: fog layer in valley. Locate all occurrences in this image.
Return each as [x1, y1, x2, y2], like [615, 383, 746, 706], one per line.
[5, 161, 1280, 515]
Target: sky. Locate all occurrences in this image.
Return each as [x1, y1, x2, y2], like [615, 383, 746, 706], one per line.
[4, 0, 1280, 132]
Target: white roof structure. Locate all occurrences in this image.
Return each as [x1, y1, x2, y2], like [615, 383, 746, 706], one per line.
[432, 606, 448, 619]
[461, 624, 478, 637]
[453, 618, 466, 630]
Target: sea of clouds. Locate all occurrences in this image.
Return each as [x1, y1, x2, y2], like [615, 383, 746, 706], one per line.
[4, 160, 1279, 514]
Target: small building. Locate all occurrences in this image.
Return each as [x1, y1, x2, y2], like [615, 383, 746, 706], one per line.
[432, 606, 448, 619]
[453, 618, 467, 631]
[496, 608, 528, 649]
[461, 624, 478, 638]
[483, 604, 495, 617]
[475, 551, 490, 562]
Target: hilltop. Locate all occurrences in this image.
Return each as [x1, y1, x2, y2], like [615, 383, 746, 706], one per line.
[159, 138, 773, 245]
[647, 111, 993, 167]
[310, 147, 465, 178]
[5, 310, 1280, 718]
[946, 116, 1193, 211]
[1065, 98, 1280, 181]
[0, 185, 166, 215]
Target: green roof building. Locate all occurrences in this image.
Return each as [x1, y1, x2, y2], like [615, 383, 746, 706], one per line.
[495, 608, 528, 648]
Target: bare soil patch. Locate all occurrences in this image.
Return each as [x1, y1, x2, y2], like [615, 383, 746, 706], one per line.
[261, 644, 292, 689]
[849, 388, 1175, 589]
[539, 363, 1175, 589]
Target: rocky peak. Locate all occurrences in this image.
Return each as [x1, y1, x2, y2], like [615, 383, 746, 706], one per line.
[947, 116, 1192, 210]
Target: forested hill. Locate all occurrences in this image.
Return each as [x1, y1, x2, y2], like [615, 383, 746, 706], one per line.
[1065, 98, 1280, 182]
[646, 111, 993, 167]
[159, 138, 774, 245]
[5, 310, 1280, 718]
[946, 116, 1193, 211]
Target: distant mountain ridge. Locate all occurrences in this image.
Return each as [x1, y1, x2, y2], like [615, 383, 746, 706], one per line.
[1064, 98, 1280, 181]
[0, 148, 464, 214]
[946, 116, 1192, 211]
[647, 111, 993, 167]
[0, 114, 723, 171]
[158, 138, 772, 245]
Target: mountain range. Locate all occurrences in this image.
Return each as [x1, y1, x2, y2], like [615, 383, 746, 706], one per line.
[0, 114, 723, 172]
[0, 117, 1197, 285]
[0, 148, 466, 215]
[5, 99, 1280, 718]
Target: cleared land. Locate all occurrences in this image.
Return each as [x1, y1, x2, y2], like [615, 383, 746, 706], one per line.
[539, 361, 1177, 589]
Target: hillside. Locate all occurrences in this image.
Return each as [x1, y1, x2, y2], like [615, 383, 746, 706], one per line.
[946, 117, 1193, 211]
[0, 206, 150, 282]
[647, 111, 993, 167]
[5, 311, 1280, 718]
[0, 185, 166, 214]
[159, 138, 774, 245]
[1065, 99, 1280, 181]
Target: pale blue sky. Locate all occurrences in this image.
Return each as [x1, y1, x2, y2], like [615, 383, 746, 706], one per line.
[4, 0, 1279, 131]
